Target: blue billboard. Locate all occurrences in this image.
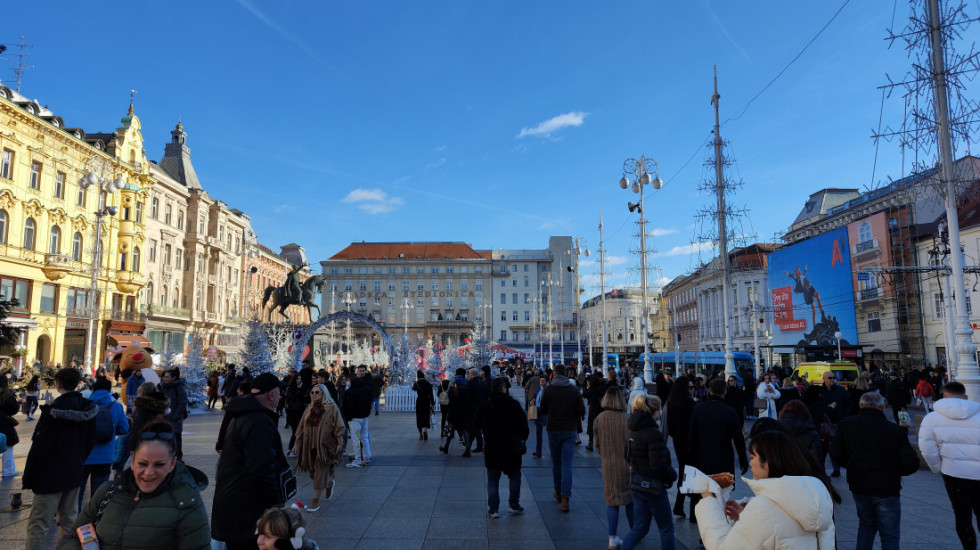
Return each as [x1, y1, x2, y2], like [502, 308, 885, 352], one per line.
[767, 228, 857, 347]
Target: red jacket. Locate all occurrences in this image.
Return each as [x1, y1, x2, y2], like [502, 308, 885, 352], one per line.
[915, 379, 934, 398]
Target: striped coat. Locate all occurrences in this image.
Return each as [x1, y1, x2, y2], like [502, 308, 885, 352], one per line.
[594, 409, 632, 506]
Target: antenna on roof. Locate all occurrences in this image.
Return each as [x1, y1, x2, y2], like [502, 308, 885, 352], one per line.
[1, 36, 34, 92]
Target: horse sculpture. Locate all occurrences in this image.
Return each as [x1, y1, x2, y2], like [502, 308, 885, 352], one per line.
[262, 274, 326, 320]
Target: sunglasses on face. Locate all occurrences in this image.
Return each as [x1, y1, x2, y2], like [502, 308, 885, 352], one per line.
[140, 431, 175, 441]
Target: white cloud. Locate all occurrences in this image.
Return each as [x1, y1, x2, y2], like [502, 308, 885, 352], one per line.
[653, 242, 717, 258]
[649, 227, 678, 237]
[517, 111, 588, 138]
[273, 204, 295, 213]
[341, 188, 404, 214]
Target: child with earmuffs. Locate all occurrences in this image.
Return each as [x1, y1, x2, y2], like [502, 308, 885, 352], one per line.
[255, 507, 320, 550]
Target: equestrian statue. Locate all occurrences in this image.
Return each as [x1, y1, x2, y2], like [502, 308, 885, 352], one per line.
[262, 262, 325, 320]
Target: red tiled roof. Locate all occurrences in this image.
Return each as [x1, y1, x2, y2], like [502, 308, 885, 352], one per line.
[329, 242, 489, 261]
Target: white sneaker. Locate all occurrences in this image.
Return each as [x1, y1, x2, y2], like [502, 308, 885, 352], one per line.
[609, 536, 623, 550]
[345, 461, 362, 468]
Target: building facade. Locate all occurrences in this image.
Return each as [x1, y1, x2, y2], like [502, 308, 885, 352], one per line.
[0, 85, 149, 369]
[579, 287, 659, 365]
[663, 271, 700, 353]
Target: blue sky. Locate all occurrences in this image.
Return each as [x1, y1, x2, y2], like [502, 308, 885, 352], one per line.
[4, 1, 941, 300]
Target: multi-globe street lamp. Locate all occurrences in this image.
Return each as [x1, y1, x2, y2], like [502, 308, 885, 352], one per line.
[618, 155, 663, 383]
[80, 162, 124, 372]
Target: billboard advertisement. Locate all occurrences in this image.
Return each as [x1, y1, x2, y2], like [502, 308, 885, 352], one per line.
[767, 227, 858, 347]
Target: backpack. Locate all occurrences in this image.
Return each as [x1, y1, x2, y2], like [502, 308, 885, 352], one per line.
[438, 387, 450, 406]
[94, 404, 114, 444]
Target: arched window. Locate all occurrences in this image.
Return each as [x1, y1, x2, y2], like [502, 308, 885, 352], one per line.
[859, 221, 872, 243]
[132, 247, 141, 272]
[72, 232, 83, 261]
[119, 251, 127, 271]
[49, 225, 61, 254]
[161, 285, 168, 307]
[23, 218, 36, 250]
[0, 209, 7, 243]
[145, 282, 154, 305]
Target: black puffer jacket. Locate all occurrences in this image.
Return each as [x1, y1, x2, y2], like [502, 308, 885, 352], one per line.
[210, 396, 287, 544]
[0, 388, 20, 447]
[475, 392, 529, 470]
[540, 375, 585, 432]
[23, 391, 98, 494]
[829, 407, 919, 498]
[778, 411, 822, 463]
[626, 410, 677, 488]
[342, 376, 372, 420]
[158, 377, 188, 431]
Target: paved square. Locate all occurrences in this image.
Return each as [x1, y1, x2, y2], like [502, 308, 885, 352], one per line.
[0, 388, 963, 549]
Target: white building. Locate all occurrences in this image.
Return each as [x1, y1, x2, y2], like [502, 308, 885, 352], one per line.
[492, 236, 577, 363]
[695, 244, 778, 360]
[579, 288, 656, 366]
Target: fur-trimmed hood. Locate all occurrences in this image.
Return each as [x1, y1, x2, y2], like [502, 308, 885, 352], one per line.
[47, 391, 99, 423]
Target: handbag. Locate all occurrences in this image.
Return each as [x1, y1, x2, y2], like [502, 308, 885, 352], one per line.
[278, 466, 297, 502]
[819, 413, 836, 441]
[629, 472, 665, 496]
[753, 398, 767, 410]
[527, 404, 538, 421]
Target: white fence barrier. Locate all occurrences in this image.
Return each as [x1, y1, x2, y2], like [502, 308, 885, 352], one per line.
[384, 385, 441, 412]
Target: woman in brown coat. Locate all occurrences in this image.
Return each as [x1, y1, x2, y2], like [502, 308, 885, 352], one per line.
[291, 383, 344, 512]
[594, 386, 633, 550]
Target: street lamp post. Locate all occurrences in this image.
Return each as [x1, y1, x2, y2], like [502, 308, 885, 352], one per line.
[400, 298, 412, 338]
[834, 331, 843, 363]
[343, 291, 353, 365]
[619, 155, 664, 383]
[80, 162, 124, 372]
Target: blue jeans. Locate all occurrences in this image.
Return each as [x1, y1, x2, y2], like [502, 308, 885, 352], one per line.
[607, 503, 634, 537]
[534, 416, 547, 454]
[853, 493, 901, 550]
[487, 467, 521, 513]
[372, 396, 380, 414]
[547, 429, 577, 497]
[621, 490, 675, 550]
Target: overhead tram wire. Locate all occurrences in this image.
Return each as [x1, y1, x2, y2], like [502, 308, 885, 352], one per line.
[722, 0, 851, 126]
[661, 1, 850, 189]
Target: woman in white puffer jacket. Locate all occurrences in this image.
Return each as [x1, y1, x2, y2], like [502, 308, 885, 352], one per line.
[695, 430, 836, 549]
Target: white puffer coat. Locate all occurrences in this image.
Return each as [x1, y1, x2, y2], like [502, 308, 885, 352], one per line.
[918, 396, 980, 480]
[695, 475, 835, 550]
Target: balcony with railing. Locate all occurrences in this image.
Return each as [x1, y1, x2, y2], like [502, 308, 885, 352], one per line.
[853, 238, 880, 259]
[857, 287, 880, 301]
[142, 304, 191, 319]
[103, 308, 145, 323]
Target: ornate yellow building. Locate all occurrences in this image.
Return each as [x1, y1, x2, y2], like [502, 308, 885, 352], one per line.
[0, 84, 148, 370]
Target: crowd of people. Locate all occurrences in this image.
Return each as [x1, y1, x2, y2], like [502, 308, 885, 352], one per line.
[1, 357, 978, 549]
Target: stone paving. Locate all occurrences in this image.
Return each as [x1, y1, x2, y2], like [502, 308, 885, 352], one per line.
[0, 387, 966, 549]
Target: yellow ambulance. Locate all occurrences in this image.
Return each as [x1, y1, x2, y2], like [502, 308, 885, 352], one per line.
[792, 361, 861, 386]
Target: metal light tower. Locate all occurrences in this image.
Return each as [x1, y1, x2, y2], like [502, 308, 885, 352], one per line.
[400, 297, 412, 338]
[711, 68, 737, 379]
[599, 212, 609, 376]
[80, 160, 124, 372]
[619, 155, 663, 383]
[929, 0, 980, 400]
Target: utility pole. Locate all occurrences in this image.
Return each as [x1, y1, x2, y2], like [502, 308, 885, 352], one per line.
[751, 285, 761, 380]
[673, 299, 681, 378]
[712, 66, 736, 379]
[930, 0, 979, 400]
[599, 212, 609, 376]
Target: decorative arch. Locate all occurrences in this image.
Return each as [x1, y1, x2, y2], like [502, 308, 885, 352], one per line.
[291, 311, 401, 378]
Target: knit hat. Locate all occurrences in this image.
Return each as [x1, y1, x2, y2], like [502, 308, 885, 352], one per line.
[251, 372, 280, 395]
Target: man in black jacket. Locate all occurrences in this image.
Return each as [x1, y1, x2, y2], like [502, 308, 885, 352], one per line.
[475, 377, 529, 518]
[830, 390, 918, 550]
[806, 370, 851, 477]
[540, 364, 586, 512]
[342, 365, 374, 467]
[23, 367, 97, 550]
[211, 373, 288, 550]
[686, 378, 748, 520]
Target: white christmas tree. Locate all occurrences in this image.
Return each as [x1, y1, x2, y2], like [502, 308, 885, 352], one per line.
[239, 319, 276, 375]
[159, 343, 180, 371]
[183, 333, 208, 408]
